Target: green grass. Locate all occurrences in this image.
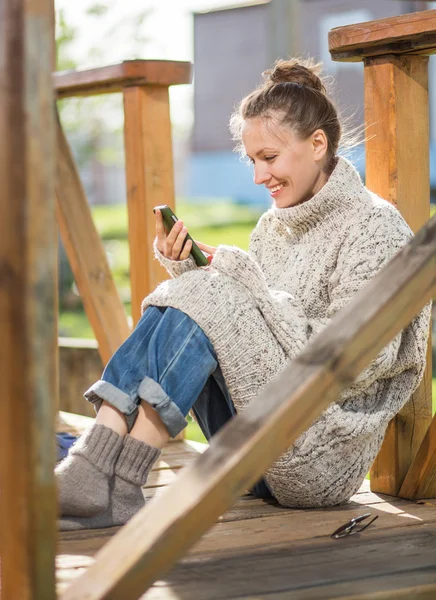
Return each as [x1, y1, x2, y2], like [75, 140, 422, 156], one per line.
[58, 309, 96, 339]
[186, 417, 208, 444]
[91, 200, 263, 241]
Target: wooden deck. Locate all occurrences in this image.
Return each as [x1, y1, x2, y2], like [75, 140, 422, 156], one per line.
[57, 413, 436, 599]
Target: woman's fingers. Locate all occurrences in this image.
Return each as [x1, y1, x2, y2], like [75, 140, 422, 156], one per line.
[155, 210, 213, 263]
[168, 225, 188, 260]
[155, 210, 167, 253]
[155, 210, 185, 260]
[179, 238, 192, 261]
[195, 241, 217, 256]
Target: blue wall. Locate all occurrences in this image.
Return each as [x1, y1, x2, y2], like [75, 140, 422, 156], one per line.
[188, 151, 270, 207]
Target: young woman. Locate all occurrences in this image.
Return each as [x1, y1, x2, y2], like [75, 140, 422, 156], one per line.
[57, 58, 430, 530]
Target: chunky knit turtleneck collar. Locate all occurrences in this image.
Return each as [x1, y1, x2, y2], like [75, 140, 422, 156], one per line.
[269, 156, 365, 234]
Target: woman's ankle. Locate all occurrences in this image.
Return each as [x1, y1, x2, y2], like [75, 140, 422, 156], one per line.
[95, 401, 128, 437]
[129, 400, 170, 449]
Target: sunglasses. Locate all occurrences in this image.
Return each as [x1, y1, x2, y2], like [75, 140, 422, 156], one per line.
[331, 513, 379, 539]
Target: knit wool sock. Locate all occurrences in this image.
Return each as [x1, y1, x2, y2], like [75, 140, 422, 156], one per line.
[59, 435, 161, 531]
[56, 424, 124, 518]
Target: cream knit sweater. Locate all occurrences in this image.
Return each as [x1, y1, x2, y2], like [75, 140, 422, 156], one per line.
[143, 157, 431, 508]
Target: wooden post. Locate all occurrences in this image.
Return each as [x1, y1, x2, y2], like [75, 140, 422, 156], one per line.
[123, 86, 175, 325]
[328, 9, 436, 497]
[0, 0, 57, 598]
[399, 413, 436, 499]
[364, 54, 432, 495]
[61, 216, 436, 600]
[52, 60, 192, 327]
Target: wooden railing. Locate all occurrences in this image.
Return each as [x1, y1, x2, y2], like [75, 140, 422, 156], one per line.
[54, 60, 192, 362]
[329, 7, 436, 499]
[0, 5, 435, 600]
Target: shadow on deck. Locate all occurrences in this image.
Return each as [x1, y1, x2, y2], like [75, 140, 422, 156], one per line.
[56, 413, 436, 599]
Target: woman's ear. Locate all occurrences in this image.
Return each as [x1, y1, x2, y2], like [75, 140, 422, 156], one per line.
[312, 129, 328, 161]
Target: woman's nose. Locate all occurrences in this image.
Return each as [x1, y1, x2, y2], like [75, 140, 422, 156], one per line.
[253, 164, 270, 186]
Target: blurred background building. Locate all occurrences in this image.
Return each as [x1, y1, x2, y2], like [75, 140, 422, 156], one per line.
[57, 0, 436, 208]
[189, 0, 436, 206]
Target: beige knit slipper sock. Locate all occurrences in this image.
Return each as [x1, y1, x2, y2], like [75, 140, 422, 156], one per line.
[59, 435, 161, 531]
[56, 424, 123, 518]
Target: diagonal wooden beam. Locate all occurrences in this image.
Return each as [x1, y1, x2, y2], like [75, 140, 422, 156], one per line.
[61, 216, 436, 600]
[0, 1, 57, 598]
[56, 114, 131, 364]
[399, 412, 436, 500]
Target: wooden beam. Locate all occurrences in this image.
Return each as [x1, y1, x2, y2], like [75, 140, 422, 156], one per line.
[123, 86, 175, 324]
[329, 9, 436, 61]
[365, 54, 432, 496]
[53, 60, 192, 99]
[400, 411, 436, 500]
[61, 215, 436, 600]
[56, 115, 131, 363]
[0, 1, 57, 599]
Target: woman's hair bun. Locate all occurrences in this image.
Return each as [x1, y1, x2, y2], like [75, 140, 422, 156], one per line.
[263, 58, 326, 94]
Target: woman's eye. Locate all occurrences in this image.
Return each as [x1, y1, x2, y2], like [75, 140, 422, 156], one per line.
[265, 156, 277, 162]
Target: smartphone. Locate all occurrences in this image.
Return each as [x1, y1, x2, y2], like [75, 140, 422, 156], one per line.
[153, 205, 209, 267]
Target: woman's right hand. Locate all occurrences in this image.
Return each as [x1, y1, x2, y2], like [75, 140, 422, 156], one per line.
[155, 208, 193, 261]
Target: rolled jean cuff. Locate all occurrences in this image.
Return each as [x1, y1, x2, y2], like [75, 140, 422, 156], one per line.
[84, 380, 139, 432]
[138, 376, 188, 438]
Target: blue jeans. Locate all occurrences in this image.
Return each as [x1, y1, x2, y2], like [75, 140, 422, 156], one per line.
[85, 306, 273, 500]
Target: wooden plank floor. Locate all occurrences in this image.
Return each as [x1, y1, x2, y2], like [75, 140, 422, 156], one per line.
[57, 413, 436, 599]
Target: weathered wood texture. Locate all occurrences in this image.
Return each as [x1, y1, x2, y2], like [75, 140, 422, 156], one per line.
[58, 339, 103, 418]
[123, 86, 175, 323]
[60, 213, 435, 600]
[400, 412, 436, 500]
[329, 9, 436, 61]
[365, 55, 433, 496]
[56, 115, 131, 363]
[53, 60, 192, 98]
[0, 1, 57, 599]
[57, 440, 436, 600]
[140, 526, 436, 600]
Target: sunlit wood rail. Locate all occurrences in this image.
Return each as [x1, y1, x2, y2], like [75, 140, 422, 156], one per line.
[329, 6, 436, 500]
[60, 214, 436, 599]
[54, 60, 192, 328]
[329, 9, 436, 61]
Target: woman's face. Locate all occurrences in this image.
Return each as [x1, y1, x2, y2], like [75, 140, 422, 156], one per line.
[241, 117, 330, 208]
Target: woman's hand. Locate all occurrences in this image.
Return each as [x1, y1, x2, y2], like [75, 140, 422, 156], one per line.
[195, 241, 217, 264]
[155, 209, 192, 261]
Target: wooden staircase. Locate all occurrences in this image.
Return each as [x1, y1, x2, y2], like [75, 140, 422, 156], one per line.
[0, 5, 435, 600]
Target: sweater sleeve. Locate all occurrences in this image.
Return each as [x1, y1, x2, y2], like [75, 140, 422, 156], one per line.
[211, 244, 310, 358]
[152, 237, 197, 279]
[314, 205, 431, 397]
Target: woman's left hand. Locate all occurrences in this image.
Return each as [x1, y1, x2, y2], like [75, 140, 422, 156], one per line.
[195, 241, 217, 264]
